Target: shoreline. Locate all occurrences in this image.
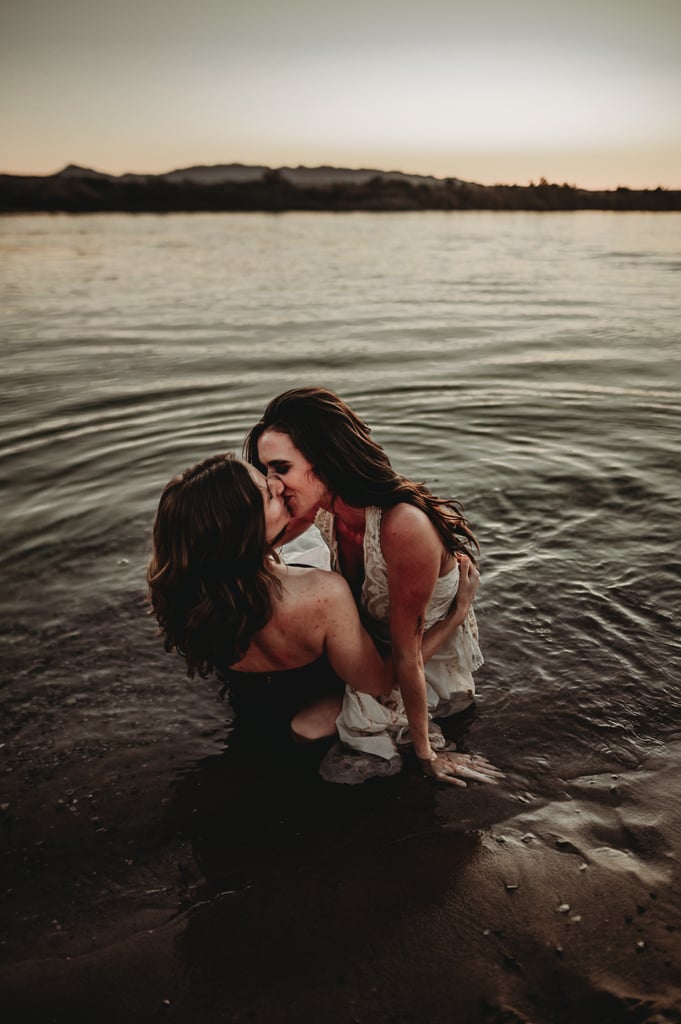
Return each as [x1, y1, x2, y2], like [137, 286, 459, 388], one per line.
[2, 724, 680, 1023]
[2, 167, 680, 214]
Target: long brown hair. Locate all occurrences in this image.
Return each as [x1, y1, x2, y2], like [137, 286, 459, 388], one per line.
[244, 387, 478, 558]
[147, 453, 281, 677]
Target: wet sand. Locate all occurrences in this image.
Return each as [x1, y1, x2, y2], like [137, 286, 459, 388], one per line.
[2, 688, 680, 1024]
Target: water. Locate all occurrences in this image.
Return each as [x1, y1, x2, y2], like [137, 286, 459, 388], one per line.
[1, 211, 680, 1018]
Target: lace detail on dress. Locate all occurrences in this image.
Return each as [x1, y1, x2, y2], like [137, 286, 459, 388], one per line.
[313, 508, 338, 571]
[359, 506, 390, 632]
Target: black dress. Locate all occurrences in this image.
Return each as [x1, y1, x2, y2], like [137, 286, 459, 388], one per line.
[221, 655, 344, 741]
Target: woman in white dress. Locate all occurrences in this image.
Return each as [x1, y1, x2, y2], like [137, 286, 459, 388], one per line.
[245, 387, 502, 786]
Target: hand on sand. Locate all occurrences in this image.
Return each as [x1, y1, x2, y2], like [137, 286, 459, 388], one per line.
[420, 750, 504, 787]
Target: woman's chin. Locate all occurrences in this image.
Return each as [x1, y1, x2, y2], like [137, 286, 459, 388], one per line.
[271, 524, 289, 546]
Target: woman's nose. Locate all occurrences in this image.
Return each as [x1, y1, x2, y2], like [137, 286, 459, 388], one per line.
[268, 474, 284, 496]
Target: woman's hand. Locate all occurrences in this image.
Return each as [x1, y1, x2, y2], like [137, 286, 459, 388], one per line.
[419, 750, 504, 787]
[452, 553, 480, 618]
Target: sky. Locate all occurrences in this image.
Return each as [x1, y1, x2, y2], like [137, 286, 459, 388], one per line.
[2, 0, 680, 189]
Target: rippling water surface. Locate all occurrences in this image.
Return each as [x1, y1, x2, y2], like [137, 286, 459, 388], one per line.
[1, 213, 680, 995]
[2, 212, 679, 761]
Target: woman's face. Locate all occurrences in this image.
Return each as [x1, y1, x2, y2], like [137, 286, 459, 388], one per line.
[257, 429, 331, 521]
[244, 462, 290, 544]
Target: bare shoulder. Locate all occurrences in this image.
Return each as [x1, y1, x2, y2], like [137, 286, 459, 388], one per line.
[381, 503, 439, 556]
[281, 564, 350, 606]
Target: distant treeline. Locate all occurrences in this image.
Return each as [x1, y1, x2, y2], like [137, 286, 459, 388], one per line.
[1, 168, 679, 213]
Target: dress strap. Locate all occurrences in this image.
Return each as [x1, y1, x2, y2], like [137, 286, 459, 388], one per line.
[314, 508, 339, 572]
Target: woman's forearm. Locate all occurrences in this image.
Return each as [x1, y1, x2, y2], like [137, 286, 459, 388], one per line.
[421, 603, 468, 662]
[394, 656, 432, 760]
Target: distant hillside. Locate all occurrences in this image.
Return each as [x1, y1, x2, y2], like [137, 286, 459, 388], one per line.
[1, 163, 679, 213]
[52, 162, 456, 188]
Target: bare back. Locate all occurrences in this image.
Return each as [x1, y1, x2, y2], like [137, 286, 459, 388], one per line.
[229, 563, 387, 697]
[231, 564, 333, 673]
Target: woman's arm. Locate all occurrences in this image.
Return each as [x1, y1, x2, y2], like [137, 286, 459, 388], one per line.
[319, 573, 391, 697]
[420, 555, 480, 663]
[381, 504, 443, 759]
[382, 507, 502, 787]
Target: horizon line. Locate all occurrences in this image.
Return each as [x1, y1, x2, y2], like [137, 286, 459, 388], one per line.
[1, 160, 679, 193]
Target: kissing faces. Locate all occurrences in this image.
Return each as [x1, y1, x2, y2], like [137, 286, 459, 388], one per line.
[256, 429, 331, 524]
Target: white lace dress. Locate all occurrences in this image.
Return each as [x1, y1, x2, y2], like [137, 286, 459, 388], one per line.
[313, 506, 483, 783]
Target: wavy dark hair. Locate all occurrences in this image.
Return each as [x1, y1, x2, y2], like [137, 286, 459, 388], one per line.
[147, 453, 281, 677]
[244, 386, 478, 558]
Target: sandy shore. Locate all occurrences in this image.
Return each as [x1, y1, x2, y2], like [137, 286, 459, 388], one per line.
[1, 724, 680, 1024]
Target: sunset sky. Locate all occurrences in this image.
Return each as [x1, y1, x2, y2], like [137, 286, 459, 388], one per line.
[2, 0, 679, 189]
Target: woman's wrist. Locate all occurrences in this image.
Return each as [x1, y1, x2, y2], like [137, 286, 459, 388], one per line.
[417, 749, 436, 764]
[447, 606, 466, 631]
[419, 750, 439, 777]
[446, 593, 469, 629]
